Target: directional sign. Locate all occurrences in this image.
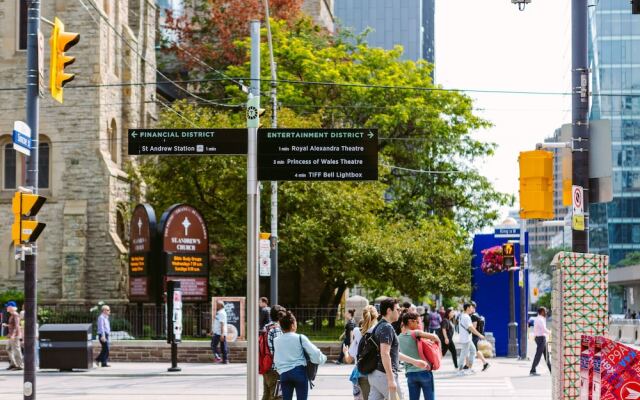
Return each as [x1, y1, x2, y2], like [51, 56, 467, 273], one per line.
[257, 128, 378, 181]
[12, 121, 31, 156]
[128, 129, 247, 155]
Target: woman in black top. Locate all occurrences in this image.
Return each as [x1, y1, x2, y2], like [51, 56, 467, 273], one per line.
[336, 309, 356, 364]
[440, 308, 458, 369]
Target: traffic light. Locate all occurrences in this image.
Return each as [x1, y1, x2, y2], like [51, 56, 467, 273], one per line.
[633, 0, 640, 14]
[246, 94, 266, 128]
[519, 150, 554, 220]
[502, 243, 515, 268]
[12, 191, 46, 245]
[49, 17, 80, 103]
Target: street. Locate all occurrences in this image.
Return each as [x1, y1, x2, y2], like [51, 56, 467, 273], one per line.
[0, 352, 551, 399]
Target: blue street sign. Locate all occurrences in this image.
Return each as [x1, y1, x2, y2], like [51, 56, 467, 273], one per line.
[494, 227, 520, 239]
[12, 121, 31, 156]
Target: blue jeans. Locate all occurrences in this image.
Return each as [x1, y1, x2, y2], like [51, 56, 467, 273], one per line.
[280, 365, 308, 400]
[96, 333, 110, 366]
[406, 370, 435, 400]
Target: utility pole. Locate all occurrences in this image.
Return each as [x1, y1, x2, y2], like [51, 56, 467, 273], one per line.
[572, 0, 589, 253]
[519, 221, 528, 360]
[24, 1, 41, 399]
[246, 20, 261, 400]
[262, 0, 279, 305]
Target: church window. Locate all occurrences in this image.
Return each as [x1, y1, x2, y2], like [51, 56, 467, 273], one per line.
[18, 0, 28, 51]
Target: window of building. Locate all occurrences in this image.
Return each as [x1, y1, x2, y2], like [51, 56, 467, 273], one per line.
[38, 142, 50, 189]
[18, 0, 28, 51]
[4, 143, 17, 190]
[108, 119, 118, 164]
[116, 207, 127, 245]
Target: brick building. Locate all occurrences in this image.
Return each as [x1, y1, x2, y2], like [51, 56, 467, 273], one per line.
[0, 0, 157, 304]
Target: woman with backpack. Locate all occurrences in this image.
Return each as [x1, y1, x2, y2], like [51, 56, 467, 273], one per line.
[440, 308, 458, 369]
[273, 311, 327, 400]
[398, 311, 441, 400]
[341, 305, 379, 399]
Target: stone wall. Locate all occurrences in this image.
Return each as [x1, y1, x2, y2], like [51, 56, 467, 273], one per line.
[0, 340, 342, 364]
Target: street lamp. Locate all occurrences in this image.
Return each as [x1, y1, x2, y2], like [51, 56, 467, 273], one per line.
[511, 0, 532, 11]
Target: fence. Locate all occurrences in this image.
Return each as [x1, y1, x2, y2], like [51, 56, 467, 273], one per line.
[34, 304, 345, 341]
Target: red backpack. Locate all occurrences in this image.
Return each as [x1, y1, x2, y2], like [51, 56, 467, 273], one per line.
[259, 326, 275, 375]
[410, 331, 442, 371]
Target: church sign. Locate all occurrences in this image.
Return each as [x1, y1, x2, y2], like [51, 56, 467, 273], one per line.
[129, 204, 157, 302]
[159, 204, 209, 301]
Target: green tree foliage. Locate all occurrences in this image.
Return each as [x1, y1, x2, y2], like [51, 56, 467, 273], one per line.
[616, 252, 640, 267]
[529, 246, 568, 282]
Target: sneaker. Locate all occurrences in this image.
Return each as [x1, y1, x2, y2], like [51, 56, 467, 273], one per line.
[482, 362, 490, 372]
[530, 372, 540, 376]
[102, 364, 111, 367]
[13, 367, 23, 371]
[214, 359, 223, 364]
[95, 360, 101, 367]
[6, 366, 15, 370]
[223, 360, 230, 364]
[462, 365, 469, 370]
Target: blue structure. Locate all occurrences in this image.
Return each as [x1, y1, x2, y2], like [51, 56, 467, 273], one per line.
[471, 230, 529, 357]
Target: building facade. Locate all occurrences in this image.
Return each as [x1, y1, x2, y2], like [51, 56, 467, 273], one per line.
[0, 0, 157, 304]
[334, 0, 435, 63]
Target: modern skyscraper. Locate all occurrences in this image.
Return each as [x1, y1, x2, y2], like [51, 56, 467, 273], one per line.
[334, 0, 435, 64]
[588, 0, 640, 265]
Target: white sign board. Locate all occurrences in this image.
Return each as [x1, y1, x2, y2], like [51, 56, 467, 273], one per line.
[172, 290, 183, 342]
[259, 238, 271, 277]
[12, 121, 31, 156]
[572, 185, 584, 214]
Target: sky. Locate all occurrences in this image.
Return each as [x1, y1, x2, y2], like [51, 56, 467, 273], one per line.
[435, 0, 572, 225]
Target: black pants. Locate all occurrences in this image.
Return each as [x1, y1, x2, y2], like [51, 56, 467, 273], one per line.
[211, 334, 228, 361]
[337, 337, 351, 363]
[530, 336, 551, 373]
[441, 336, 458, 368]
[96, 334, 110, 366]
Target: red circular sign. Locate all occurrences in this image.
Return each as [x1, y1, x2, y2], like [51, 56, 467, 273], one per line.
[620, 381, 640, 400]
[573, 187, 582, 209]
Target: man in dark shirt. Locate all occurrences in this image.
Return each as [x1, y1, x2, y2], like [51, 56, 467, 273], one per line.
[368, 298, 402, 400]
[259, 297, 271, 331]
[470, 301, 490, 371]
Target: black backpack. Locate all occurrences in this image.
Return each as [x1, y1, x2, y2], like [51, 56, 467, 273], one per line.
[356, 322, 383, 374]
[476, 314, 486, 335]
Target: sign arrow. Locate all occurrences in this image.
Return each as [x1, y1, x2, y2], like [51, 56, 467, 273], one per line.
[368, 131, 374, 139]
[131, 131, 138, 138]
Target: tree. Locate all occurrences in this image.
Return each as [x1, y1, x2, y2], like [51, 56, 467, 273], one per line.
[529, 246, 568, 283]
[617, 252, 640, 267]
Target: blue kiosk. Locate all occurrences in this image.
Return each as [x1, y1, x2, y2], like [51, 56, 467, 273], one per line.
[471, 223, 530, 357]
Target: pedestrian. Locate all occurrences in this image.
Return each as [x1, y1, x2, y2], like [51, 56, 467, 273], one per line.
[273, 311, 327, 400]
[367, 298, 428, 400]
[260, 297, 272, 331]
[336, 309, 356, 365]
[457, 303, 484, 375]
[211, 300, 229, 364]
[342, 305, 379, 400]
[262, 305, 286, 400]
[426, 308, 442, 334]
[2, 301, 23, 370]
[415, 306, 425, 331]
[529, 307, 552, 376]
[440, 308, 458, 369]
[95, 304, 111, 367]
[470, 301, 490, 372]
[438, 306, 446, 322]
[399, 311, 440, 400]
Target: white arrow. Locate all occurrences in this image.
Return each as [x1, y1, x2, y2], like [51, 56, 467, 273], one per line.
[131, 131, 138, 138]
[368, 131, 374, 139]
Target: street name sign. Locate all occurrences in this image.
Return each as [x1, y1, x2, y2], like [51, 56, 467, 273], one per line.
[257, 128, 378, 181]
[13, 121, 31, 156]
[128, 129, 247, 155]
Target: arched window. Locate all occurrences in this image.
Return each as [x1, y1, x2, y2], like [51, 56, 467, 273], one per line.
[38, 141, 50, 189]
[116, 207, 127, 245]
[109, 119, 118, 164]
[3, 143, 16, 189]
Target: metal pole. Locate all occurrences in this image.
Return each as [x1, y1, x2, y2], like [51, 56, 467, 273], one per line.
[247, 20, 261, 400]
[24, 1, 40, 398]
[262, 0, 279, 305]
[519, 220, 528, 360]
[508, 268, 518, 358]
[571, 0, 589, 253]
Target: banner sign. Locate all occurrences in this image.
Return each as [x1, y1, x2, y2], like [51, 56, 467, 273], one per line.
[129, 204, 157, 302]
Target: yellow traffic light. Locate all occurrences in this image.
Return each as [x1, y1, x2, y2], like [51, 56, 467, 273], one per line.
[12, 192, 46, 245]
[519, 150, 554, 220]
[49, 17, 80, 103]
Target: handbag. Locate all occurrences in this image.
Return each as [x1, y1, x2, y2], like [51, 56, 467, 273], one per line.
[299, 335, 319, 388]
[410, 331, 442, 371]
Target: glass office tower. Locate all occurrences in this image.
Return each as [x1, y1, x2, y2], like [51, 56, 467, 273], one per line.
[589, 0, 640, 266]
[334, 0, 435, 64]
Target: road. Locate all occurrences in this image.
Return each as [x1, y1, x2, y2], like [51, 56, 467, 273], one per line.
[0, 354, 551, 399]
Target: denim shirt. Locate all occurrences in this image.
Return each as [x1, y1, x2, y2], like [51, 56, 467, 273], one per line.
[273, 332, 327, 374]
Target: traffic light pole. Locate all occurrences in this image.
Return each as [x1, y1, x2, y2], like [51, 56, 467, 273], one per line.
[519, 219, 528, 360]
[24, 1, 41, 399]
[572, 0, 589, 253]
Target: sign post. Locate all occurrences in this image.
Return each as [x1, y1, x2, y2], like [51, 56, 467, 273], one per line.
[166, 280, 182, 372]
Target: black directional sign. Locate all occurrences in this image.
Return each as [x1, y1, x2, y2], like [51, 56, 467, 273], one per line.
[128, 129, 247, 155]
[257, 128, 378, 181]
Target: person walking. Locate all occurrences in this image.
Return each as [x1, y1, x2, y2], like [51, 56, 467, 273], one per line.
[529, 307, 552, 376]
[336, 309, 356, 365]
[440, 308, 458, 369]
[470, 301, 490, 372]
[3, 301, 23, 370]
[399, 311, 440, 400]
[211, 300, 229, 364]
[342, 305, 379, 400]
[457, 303, 484, 375]
[426, 308, 441, 335]
[273, 311, 327, 400]
[95, 304, 111, 367]
[260, 297, 272, 332]
[262, 305, 286, 400]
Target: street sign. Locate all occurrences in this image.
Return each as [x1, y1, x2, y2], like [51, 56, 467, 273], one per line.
[257, 128, 378, 181]
[572, 214, 585, 231]
[12, 121, 31, 156]
[259, 235, 270, 277]
[128, 129, 247, 155]
[38, 30, 45, 98]
[573, 185, 584, 214]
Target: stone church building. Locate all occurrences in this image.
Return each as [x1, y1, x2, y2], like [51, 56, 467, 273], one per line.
[0, 0, 157, 304]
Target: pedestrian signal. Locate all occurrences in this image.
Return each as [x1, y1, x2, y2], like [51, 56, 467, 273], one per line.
[502, 243, 515, 268]
[11, 191, 46, 245]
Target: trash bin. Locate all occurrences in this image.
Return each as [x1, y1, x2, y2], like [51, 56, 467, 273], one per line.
[39, 323, 93, 370]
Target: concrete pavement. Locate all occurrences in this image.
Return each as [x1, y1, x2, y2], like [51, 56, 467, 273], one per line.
[0, 353, 551, 399]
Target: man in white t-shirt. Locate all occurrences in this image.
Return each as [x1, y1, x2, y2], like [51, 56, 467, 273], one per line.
[211, 300, 229, 364]
[457, 303, 485, 375]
